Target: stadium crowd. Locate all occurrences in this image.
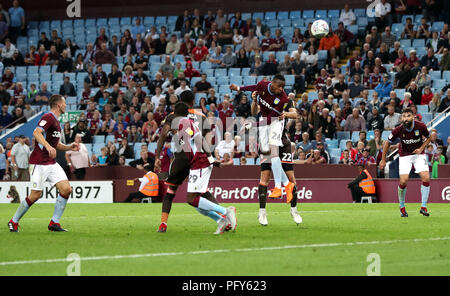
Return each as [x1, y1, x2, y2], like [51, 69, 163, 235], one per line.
[0, 1, 449, 179]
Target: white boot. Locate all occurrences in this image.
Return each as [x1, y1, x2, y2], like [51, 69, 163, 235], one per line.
[258, 208, 268, 226]
[290, 207, 302, 225]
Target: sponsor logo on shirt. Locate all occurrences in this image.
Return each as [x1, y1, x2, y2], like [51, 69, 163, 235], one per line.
[402, 138, 420, 144]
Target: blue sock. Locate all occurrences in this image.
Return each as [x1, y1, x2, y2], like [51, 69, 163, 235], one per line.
[198, 197, 226, 215]
[281, 169, 289, 186]
[398, 186, 406, 208]
[421, 184, 430, 208]
[52, 194, 68, 223]
[196, 208, 222, 222]
[12, 199, 31, 223]
[270, 156, 283, 188]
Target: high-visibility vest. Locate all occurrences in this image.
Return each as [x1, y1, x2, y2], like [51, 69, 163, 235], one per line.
[140, 171, 159, 197]
[359, 169, 376, 194]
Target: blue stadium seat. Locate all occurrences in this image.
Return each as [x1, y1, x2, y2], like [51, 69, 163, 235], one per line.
[233, 158, 240, 165]
[433, 79, 446, 89]
[315, 10, 327, 19]
[442, 71, 450, 82]
[302, 10, 314, 19]
[431, 22, 444, 32]
[357, 17, 368, 27]
[278, 19, 292, 28]
[120, 17, 131, 25]
[108, 17, 120, 26]
[285, 75, 295, 86]
[229, 76, 242, 85]
[417, 105, 428, 114]
[265, 11, 277, 21]
[242, 12, 252, 21]
[422, 113, 433, 123]
[326, 139, 338, 148]
[253, 12, 264, 20]
[85, 19, 96, 27]
[243, 76, 256, 85]
[337, 131, 350, 141]
[289, 11, 301, 19]
[266, 19, 278, 28]
[143, 16, 155, 26]
[291, 18, 304, 27]
[93, 135, 106, 144]
[354, 8, 366, 17]
[228, 68, 241, 77]
[429, 71, 441, 80]
[277, 11, 289, 20]
[412, 39, 425, 48]
[381, 131, 390, 141]
[155, 16, 167, 25]
[328, 10, 340, 18]
[339, 139, 349, 150]
[400, 39, 411, 48]
[215, 68, 227, 77]
[148, 142, 157, 153]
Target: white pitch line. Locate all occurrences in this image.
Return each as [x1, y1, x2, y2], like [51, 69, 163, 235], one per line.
[1, 236, 449, 267]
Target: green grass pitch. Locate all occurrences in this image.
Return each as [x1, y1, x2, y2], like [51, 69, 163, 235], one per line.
[0, 203, 449, 276]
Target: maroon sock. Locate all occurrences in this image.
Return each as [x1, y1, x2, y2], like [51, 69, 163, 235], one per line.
[59, 192, 70, 199]
[25, 197, 35, 207]
[422, 182, 430, 187]
[188, 196, 200, 207]
[399, 184, 406, 189]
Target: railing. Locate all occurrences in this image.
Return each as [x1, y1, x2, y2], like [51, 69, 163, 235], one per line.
[0, 116, 26, 136]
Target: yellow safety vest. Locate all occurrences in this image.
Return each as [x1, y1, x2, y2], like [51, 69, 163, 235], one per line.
[359, 169, 376, 194]
[140, 171, 159, 197]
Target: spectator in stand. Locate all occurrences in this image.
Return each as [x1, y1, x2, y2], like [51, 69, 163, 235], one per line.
[368, 107, 384, 131]
[384, 105, 400, 130]
[262, 53, 278, 76]
[10, 135, 30, 181]
[394, 63, 414, 89]
[406, 81, 422, 105]
[241, 29, 259, 53]
[59, 77, 76, 97]
[174, 80, 191, 96]
[339, 149, 355, 165]
[0, 13, 8, 43]
[270, 28, 285, 52]
[33, 83, 51, 106]
[380, 26, 396, 50]
[65, 134, 90, 180]
[8, 0, 25, 43]
[165, 34, 181, 57]
[179, 33, 195, 58]
[72, 119, 92, 143]
[33, 46, 49, 66]
[344, 108, 366, 132]
[130, 150, 154, 171]
[429, 93, 441, 115]
[222, 46, 237, 68]
[375, 0, 392, 30]
[420, 48, 439, 71]
[374, 74, 392, 98]
[421, 86, 433, 105]
[318, 27, 340, 53]
[1, 39, 16, 67]
[133, 67, 149, 87]
[438, 89, 450, 112]
[310, 149, 326, 164]
[254, 18, 268, 38]
[415, 66, 432, 89]
[335, 22, 354, 59]
[131, 17, 146, 39]
[153, 33, 168, 55]
[368, 129, 384, 157]
[209, 45, 223, 69]
[356, 147, 376, 165]
[401, 17, 415, 39]
[0, 104, 12, 129]
[56, 50, 73, 73]
[416, 17, 431, 39]
[215, 132, 235, 159]
[440, 48, 450, 71]
[193, 73, 212, 94]
[340, 4, 356, 26]
[94, 42, 116, 65]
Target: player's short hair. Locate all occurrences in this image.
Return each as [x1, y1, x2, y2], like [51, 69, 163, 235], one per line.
[180, 90, 195, 105]
[174, 101, 189, 117]
[273, 74, 285, 83]
[49, 94, 63, 108]
[402, 108, 414, 115]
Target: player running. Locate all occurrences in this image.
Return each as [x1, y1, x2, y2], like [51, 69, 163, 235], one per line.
[379, 108, 433, 217]
[8, 95, 79, 232]
[154, 91, 228, 233]
[174, 102, 237, 234]
[249, 91, 302, 226]
[230, 75, 295, 199]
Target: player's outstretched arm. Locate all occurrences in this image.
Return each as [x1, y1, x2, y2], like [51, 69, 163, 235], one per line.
[56, 142, 79, 152]
[33, 127, 56, 159]
[250, 91, 259, 115]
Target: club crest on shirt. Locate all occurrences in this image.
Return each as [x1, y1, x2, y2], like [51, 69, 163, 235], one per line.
[39, 120, 47, 127]
[415, 130, 419, 136]
[274, 98, 280, 105]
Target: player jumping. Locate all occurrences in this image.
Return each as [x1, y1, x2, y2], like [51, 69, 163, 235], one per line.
[174, 102, 237, 234]
[379, 108, 433, 217]
[8, 95, 80, 232]
[230, 75, 295, 199]
[248, 91, 302, 226]
[154, 91, 228, 233]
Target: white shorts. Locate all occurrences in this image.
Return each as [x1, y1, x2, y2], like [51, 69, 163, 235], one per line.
[187, 165, 213, 193]
[399, 154, 429, 175]
[259, 120, 285, 153]
[29, 163, 68, 191]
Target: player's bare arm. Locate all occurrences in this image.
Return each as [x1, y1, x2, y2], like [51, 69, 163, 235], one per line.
[56, 142, 79, 152]
[33, 127, 57, 159]
[250, 91, 259, 115]
[282, 107, 298, 119]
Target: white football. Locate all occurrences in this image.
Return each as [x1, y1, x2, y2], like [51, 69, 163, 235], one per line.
[311, 19, 330, 38]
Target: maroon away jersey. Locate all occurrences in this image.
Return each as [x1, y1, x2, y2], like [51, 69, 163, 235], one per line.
[240, 80, 289, 124]
[30, 112, 61, 165]
[177, 117, 210, 170]
[388, 120, 429, 157]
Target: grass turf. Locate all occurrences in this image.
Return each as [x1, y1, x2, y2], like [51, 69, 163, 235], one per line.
[0, 203, 449, 276]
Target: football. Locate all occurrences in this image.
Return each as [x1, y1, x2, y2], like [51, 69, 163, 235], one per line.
[311, 19, 330, 38]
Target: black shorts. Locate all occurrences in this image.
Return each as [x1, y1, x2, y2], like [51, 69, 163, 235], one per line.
[260, 143, 293, 172]
[165, 154, 190, 186]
